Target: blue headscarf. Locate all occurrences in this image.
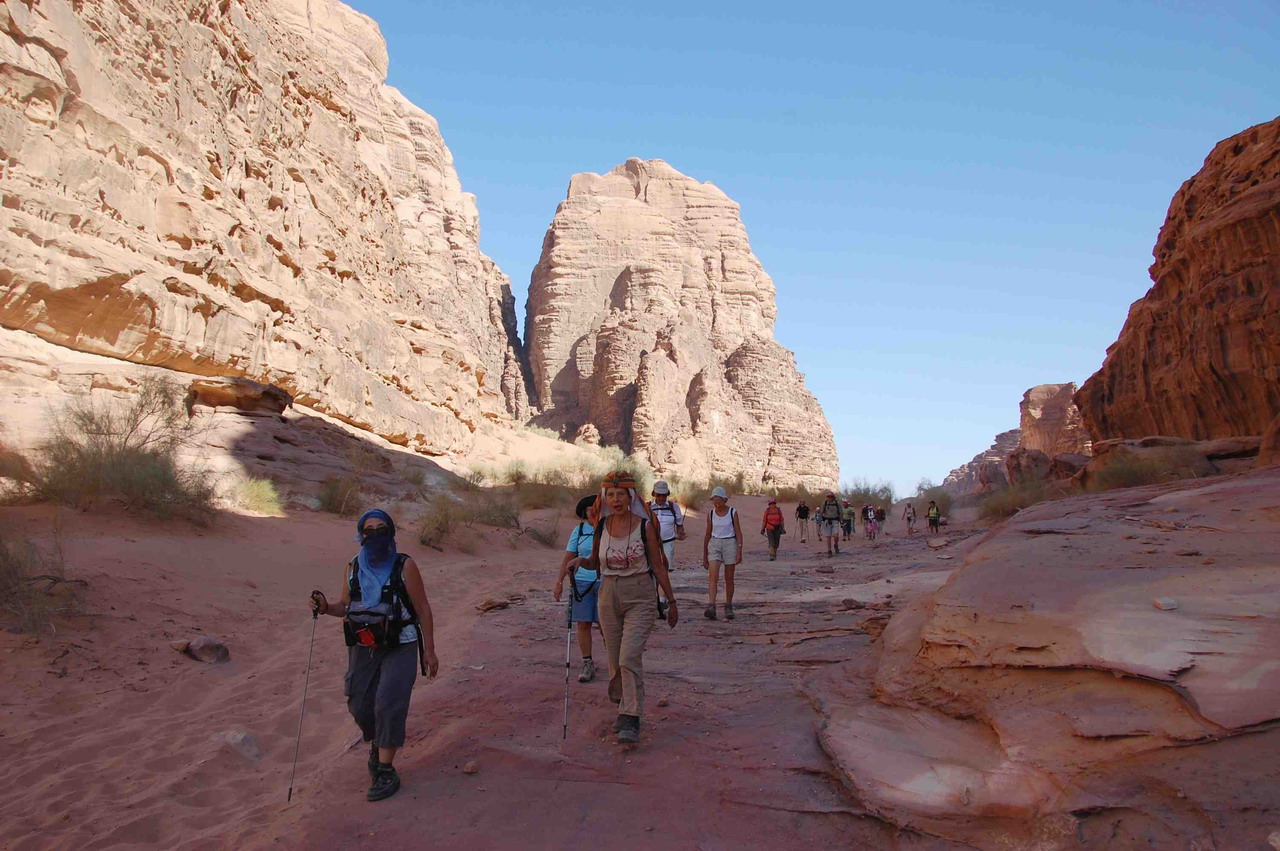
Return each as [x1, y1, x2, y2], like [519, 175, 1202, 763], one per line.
[355, 509, 398, 604]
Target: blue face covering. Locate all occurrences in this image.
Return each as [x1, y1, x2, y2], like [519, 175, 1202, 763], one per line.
[355, 509, 398, 604]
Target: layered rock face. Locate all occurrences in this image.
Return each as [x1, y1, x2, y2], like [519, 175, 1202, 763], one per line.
[0, 0, 528, 456]
[1019, 383, 1090, 456]
[811, 467, 1280, 847]
[524, 159, 837, 489]
[1077, 116, 1280, 441]
[941, 428, 1020, 496]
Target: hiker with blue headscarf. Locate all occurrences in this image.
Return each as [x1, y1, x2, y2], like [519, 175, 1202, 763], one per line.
[308, 508, 438, 802]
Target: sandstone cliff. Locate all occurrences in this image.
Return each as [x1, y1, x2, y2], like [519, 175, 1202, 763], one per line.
[941, 428, 1020, 496]
[1077, 116, 1280, 441]
[1019, 382, 1090, 456]
[524, 159, 837, 489]
[0, 0, 528, 456]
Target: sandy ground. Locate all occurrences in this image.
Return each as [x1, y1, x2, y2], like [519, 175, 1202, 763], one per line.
[0, 497, 972, 850]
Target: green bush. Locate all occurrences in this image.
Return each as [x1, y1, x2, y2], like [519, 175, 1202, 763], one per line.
[27, 377, 215, 521]
[418, 489, 521, 549]
[235, 478, 284, 516]
[318, 476, 361, 516]
[980, 481, 1050, 521]
[912, 481, 953, 518]
[1085, 447, 1208, 492]
[840, 477, 897, 511]
[523, 512, 562, 548]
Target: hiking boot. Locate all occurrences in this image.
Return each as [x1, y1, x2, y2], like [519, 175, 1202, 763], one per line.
[578, 658, 595, 683]
[367, 764, 400, 802]
[616, 715, 640, 744]
[724, 602, 735, 620]
[612, 714, 626, 733]
[367, 743, 379, 780]
[704, 604, 717, 620]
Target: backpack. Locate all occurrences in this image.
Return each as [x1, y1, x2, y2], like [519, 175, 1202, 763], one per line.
[875, 508, 886, 522]
[821, 501, 841, 520]
[650, 500, 683, 542]
[344, 554, 428, 674]
[764, 505, 784, 530]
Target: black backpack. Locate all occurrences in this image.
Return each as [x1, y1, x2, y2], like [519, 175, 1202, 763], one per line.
[344, 554, 428, 674]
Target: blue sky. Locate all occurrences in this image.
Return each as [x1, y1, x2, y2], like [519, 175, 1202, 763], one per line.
[346, 0, 1279, 496]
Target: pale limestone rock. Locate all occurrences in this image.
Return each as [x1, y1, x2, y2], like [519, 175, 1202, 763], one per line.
[524, 159, 836, 490]
[0, 0, 527, 457]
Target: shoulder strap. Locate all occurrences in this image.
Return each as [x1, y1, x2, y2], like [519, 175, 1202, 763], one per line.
[347, 557, 360, 599]
[387, 555, 428, 676]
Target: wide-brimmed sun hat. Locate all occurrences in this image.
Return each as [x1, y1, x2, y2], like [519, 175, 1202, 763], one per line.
[652, 480, 670, 495]
[711, 486, 728, 499]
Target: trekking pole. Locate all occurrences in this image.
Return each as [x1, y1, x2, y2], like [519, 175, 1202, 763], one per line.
[287, 591, 323, 802]
[562, 616, 573, 740]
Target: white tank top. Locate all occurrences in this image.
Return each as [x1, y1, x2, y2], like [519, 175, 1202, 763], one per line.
[710, 506, 737, 538]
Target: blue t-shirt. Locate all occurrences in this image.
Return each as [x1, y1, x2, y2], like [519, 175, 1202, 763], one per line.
[565, 522, 599, 584]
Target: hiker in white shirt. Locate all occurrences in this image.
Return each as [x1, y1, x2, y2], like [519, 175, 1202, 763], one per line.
[649, 480, 686, 572]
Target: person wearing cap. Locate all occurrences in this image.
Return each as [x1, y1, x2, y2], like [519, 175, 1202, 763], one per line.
[761, 497, 786, 561]
[587, 471, 679, 744]
[840, 500, 855, 541]
[648, 480, 686, 578]
[554, 495, 603, 683]
[818, 491, 842, 557]
[702, 486, 744, 620]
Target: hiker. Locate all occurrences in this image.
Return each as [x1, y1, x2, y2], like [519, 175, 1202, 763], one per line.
[795, 499, 811, 543]
[649, 479, 686, 575]
[587, 471, 679, 745]
[840, 500, 854, 541]
[702, 486, 744, 620]
[818, 491, 842, 556]
[863, 503, 878, 540]
[554, 495, 603, 683]
[761, 497, 786, 561]
[902, 502, 917, 535]
[927, 500, 942, 534]
[308, 508, 439, 802]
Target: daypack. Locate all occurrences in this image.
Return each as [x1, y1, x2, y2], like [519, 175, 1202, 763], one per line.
[344, 554, 428, 674]
[650, 500, 684, 542]
[820, 501, 841, 520]
[763, 506, 784, 530]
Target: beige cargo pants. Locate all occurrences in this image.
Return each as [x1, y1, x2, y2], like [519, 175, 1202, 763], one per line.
[598, 573, 657, 717]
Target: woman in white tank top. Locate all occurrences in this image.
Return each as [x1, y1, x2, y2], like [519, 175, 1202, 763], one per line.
[702, 486, 744, 621]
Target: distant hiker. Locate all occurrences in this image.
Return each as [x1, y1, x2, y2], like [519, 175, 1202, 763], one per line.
[761, 497, 786, 561]
[588, 471, 679, 745]
[554, 495, 603, 683]
[863, 503, 878, 540]
[308, 508, 439, 802]
[649, 479, 686, 576]
[818, 491, 842, 556]
[702, 486, 744, 621]
[903, 502, 917, 535]
[795, 499, 811, 543]
[840, 500, 854, 541]
[927, 500, 942, 534]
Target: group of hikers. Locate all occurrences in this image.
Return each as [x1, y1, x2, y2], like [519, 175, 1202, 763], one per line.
[305, 476, 945, 801]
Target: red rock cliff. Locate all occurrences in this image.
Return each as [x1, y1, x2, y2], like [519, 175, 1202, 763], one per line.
[1077, 117, 1280, 440]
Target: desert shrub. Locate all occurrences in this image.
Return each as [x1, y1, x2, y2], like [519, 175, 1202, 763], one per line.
[318, 476, 361, 516]
[1086, 447, 1207, 493]
[472, 490, 521, 528]
[418, 492, 461, 548]
[663, 473, 704, 510]
[27, 377, 215, 521]
[912, 481, 953, 518]
[0, 527, 80, 635]
[502, 460, 529, 487]
[417, 489, 521, 548]
[523, 512, 562, 548]
[402, 467, 426, 488]
[517, 481, 578, 510]
[840, 477, 897, 510]
[980, 481, 1049, 521]
[526, 425, 561, 440]
[235, 478, 284, 516]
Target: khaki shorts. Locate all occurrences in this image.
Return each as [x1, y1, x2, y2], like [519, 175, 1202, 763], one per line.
[707, 537, 739, 565]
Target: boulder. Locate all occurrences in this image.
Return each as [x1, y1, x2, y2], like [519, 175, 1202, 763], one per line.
[174, 636, 230, 664]
[186, 378, 293, 416]
[1004, 447, 1052, 486]
[1077, 116, 1280, 442]
[523, 159, 837, 491]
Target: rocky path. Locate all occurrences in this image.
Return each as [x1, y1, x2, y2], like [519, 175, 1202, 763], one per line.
[247, 515, 968, 850]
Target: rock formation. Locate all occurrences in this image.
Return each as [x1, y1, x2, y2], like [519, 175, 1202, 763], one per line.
[1018, 383, 1091, 456]
[1077, 116, 1280, 442]
[941, 428, 1020, 496]
[524, 159, 837, 489]
[0, 0, 528, 457]
[810, 466, 1280, 848]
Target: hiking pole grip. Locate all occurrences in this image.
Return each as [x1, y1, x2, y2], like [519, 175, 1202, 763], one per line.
[309, 589, 327, 620]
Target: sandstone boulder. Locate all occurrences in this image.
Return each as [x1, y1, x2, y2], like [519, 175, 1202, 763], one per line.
[186, 378, 292, 416]
[523, 159, 836, 490]
[1077, 116, 1280, 441]
[809, 467, 1280, 848]
[0, 0, 528, 458]
[1004, 447, 1052, 486]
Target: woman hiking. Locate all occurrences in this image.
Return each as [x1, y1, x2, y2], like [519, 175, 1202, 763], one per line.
[308, 508, 439, 802]
[818, 491, 842, 556]
[702, 486, 744, 620]
[588, 471, 679, 744]
[761, 497, 786, 561]
[554, 495, 603, 683]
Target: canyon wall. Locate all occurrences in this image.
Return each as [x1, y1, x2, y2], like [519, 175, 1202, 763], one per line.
[941, 428, 1020, 496]
[1077, 116, 1280, 441]
[1019, 382, 1090, 456]
[0, 0, 528, 456]
[524, 158, 837, 489]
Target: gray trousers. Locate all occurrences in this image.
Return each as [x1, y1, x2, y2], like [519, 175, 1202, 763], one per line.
[344, 643, 418, 748]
